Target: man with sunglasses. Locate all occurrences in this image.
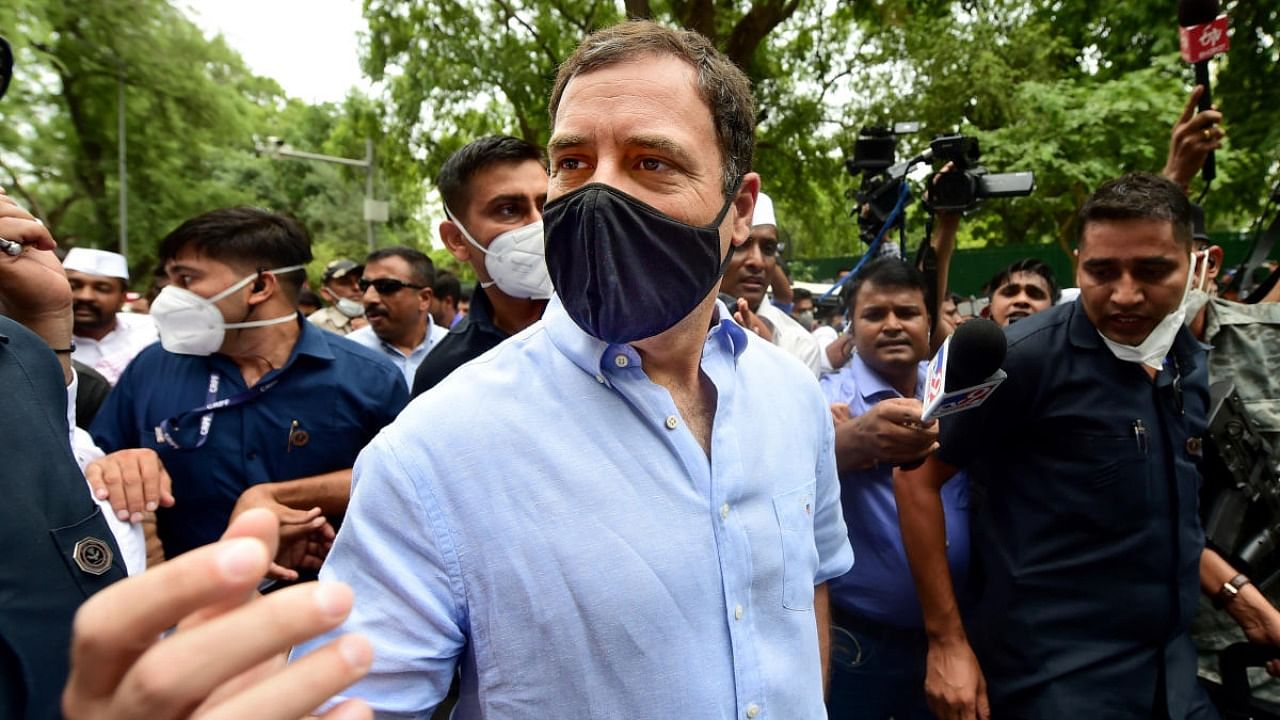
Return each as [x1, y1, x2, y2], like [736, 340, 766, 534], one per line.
[88, 207, 407, 574]
[346, 246, 443, 389]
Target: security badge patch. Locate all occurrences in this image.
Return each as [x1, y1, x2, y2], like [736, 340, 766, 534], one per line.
[73, 536, 113, 575]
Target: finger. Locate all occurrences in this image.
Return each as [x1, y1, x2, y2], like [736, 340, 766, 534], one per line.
[86, 462, 110, 502]
[0, 216, 55, 251]
[137, 453, 162, 514]
[120, 454, 148, 523]
[977, 677, 991, 720]
[158, 465, 176, 507]
[1178, 86, 1203, 124]
[112, 583, 358, 718]
[98, 459, 129, 521]
[276, 505, 324, 526]
[64, 537, 270, 702]
[267, 563, 300, 582]
[180, 509, 283, 629]
[195, 634, 373, 720]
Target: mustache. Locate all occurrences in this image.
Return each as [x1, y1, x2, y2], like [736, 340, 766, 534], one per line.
[73, 301, 106, 318]
[364, 305, 388, 319]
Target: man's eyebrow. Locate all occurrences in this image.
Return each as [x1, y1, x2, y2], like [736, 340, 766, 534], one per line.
[1133, 256, 1178, 268]
[625, 134, 696, 166]
[547, 133, 589, 154]
[167, 263, 200, 275]
[483, 193, 533, 208]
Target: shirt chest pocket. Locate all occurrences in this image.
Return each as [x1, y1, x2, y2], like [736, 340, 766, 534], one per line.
[773, 481, 818, 611]
[1052, 432, 1150, 534]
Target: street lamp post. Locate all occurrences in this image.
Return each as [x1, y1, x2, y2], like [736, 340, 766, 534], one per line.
[255, 136, 386, 251]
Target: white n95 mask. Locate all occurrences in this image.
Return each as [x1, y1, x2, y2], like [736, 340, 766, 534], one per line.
[1098, 251, 1199, 370]
[448, 212, 553, 300]
[151, 265, 305, 356]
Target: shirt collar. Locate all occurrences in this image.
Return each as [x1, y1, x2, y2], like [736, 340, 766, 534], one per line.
[466, 282, 495, 330]
[543, 294, 748, 380]
[290, 313, 336, 362]
[849, 353, 926, 402]
[379, 315, 436, 357]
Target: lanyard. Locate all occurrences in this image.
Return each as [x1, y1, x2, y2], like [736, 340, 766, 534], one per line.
[154, 372, 280, 449]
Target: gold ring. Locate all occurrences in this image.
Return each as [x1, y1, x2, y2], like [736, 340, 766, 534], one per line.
[1203, 128, 1213, 141]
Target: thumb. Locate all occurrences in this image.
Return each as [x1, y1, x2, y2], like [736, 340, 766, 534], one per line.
[277, 505, 324, 526]
[977, 673, 991, 720]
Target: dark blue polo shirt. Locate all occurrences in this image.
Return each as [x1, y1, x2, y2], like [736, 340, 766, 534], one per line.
[937, 300, 1211, 718]
[91, 316, 407, 557]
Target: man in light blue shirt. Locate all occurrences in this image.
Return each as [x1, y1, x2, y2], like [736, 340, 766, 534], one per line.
[818, 258, 969, 719]
[346, 246, 443, 388]
[292, 20, 852, 719]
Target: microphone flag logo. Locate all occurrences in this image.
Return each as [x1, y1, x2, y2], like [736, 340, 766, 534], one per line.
[1180, 15, 1230, 63]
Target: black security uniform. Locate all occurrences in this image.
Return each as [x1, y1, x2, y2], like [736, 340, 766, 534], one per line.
[411, 284, 511, 398]
[0, 316, 125, 718]
[938, 301, 1217, 718]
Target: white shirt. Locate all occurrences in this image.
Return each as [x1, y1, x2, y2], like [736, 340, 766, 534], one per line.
[755, 300, 822, 377]
[73, 312, 158, 385]
[67, 371, 146, 575]
[346, 316, 443, 389]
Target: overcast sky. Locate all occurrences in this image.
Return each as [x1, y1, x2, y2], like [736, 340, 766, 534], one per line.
[181, 0, 371, 104]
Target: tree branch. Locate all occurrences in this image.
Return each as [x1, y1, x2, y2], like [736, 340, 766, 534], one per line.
[725, 0, 802, 70]
[623, 0, 651, 20]
[492, 0, 561, 67]
[0, 156, 49, 220]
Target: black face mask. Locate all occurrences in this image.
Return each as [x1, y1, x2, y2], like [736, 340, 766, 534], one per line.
[543, 182, 739, 345]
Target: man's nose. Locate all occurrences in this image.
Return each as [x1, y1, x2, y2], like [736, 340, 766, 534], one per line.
[71, 284, 94, 302]
[1111, 275, 1144, 308]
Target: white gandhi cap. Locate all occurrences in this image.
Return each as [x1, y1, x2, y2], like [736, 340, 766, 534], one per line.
[752, 191, 777, 227]
[63, 248, 129, 282]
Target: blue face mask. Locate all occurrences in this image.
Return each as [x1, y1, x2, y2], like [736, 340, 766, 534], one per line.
[543, 182, 739, 344]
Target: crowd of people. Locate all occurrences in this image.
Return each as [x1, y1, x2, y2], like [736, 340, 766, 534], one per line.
[2, 18, 1279, 720]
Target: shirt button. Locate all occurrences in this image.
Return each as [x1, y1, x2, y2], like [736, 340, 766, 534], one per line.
[720, 503, 730, 520]
[614, 354, 629, 368]
[665, 415, 679, 430]
[734, 604, 744, 620]
[746, 704, 760, 718]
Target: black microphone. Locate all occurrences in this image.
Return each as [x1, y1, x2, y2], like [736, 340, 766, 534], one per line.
[920, 319, 1007, 423]
[1179, 0, 1226, 183]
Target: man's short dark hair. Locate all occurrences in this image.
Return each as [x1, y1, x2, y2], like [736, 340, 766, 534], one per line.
[365, 246, 435, 288]
[158, 207, 313, 298]
[793, 287, 813, 303]
[549, 20, 755, 200]
[433, 271, 462, 308]
[1077, 172, 1194, 248]
[847, 257, 928, 316]
[984, 258, 1061, 305]
[437, 136, 544, 218]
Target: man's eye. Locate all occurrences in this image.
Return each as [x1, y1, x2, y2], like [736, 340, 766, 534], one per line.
[639, 157, 668, 172]
[1134, 266, 1175, 283]
[556, 158, 582, 171]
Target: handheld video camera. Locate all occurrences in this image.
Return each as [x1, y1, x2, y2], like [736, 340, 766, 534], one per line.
[845, 122, 921, 246]
[926, 134, 1035, 213]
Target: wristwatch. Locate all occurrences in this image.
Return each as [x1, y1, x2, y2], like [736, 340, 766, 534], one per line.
[1213, 573, 1252, 609]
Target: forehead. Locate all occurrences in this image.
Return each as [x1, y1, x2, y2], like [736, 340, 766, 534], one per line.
[1079, 218, 1183, 261]
[856, 282, 925, 309]
[751, 225, 779, 242]
[364, 255, 413, 278]
[465, 160, 547, 206]
[551, 54, 715, 152]
[998, 270, 1050, 292]
[165, 249, 238, 276]
[66, 269, 123, 287]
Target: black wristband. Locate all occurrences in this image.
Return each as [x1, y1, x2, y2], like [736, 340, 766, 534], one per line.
[51, 342, 75, 354]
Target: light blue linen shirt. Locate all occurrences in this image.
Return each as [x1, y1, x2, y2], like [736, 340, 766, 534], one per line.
[346, 315, 442, 389]
[293, 296, 853, 719]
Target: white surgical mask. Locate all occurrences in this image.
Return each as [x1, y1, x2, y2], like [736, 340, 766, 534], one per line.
[1098, 252, 1198, 370]
[151, 265, 305, 356]
[1183, 250, 1212, 320]
[335, 297, 365, 318]
[448, 211, 553, 300]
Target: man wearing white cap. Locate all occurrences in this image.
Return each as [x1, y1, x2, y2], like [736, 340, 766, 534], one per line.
[720, 191, 823, 376]
[63, 248, 157, 384]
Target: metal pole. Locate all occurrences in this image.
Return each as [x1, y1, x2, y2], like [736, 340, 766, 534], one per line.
[365, 138, 375, 251]
[117, 71, 127, 258]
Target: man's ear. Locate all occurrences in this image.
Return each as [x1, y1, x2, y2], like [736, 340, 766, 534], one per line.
[418, 287, 435, 312]
[729, 173, 760, 249]
[1206, 245, 1225, 284]
[439, 220, 473, 263]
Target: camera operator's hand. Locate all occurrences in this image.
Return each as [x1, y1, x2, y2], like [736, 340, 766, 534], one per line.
[61, 508, 373, 720]
[0, 190, 69, 323]
[1162, 85, 1224, 191]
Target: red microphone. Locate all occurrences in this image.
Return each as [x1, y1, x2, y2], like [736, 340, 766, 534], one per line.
[1179, 0, 1229, 182]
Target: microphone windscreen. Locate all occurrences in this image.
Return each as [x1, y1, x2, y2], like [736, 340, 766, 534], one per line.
[1178, 0, 1219, 27]
[945, 319, 1007, 391]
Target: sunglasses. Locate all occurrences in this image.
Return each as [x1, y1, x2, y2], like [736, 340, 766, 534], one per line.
[359, 277, 427, 295]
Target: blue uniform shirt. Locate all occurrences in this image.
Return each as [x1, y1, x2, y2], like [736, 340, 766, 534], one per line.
[91, 317, 407, 557]
[819, 354, 970, 628]
[292, 296, 854, 719]
[936, 301, 1211, 718]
